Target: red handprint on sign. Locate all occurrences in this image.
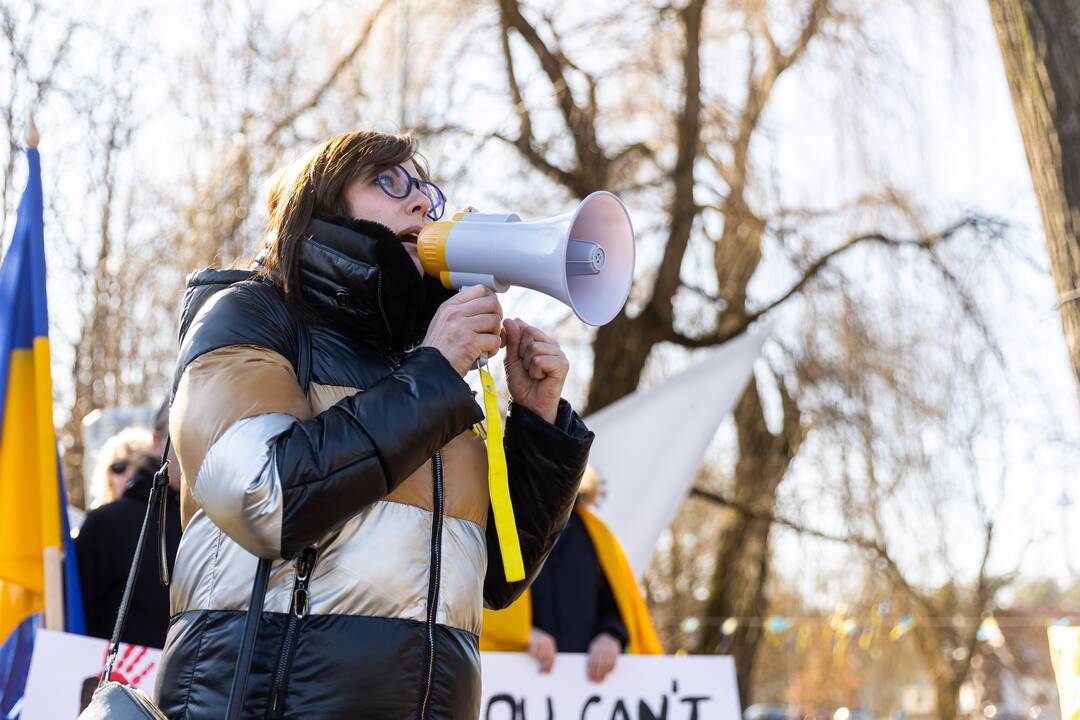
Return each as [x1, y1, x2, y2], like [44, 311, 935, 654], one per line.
[98, 643, 157, 687]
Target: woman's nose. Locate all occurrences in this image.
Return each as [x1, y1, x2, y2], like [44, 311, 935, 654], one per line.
[406, 187, 432, 219]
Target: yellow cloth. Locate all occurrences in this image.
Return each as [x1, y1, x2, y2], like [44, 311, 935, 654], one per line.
[1049, 626, 1080, 720]
[480, 505, 662, 655]
[0, 341, 61, 642]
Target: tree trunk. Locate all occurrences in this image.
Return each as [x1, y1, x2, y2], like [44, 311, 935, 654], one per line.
[912, 625, 962, 720]
[989, 0, 1080, 404]
[584, 311, 664, 415]
[692, 379, 802, 708]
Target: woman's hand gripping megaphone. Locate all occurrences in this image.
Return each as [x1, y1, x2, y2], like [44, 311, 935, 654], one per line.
[421, 285, 568, 423]
[421, 284, 504, 378]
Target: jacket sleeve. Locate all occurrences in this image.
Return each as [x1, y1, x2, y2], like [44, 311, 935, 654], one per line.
[593, 565, 629, 650]
[173, 292, 483, 560]
[185, 346, 482, 560]
[483, 399, 594, 609]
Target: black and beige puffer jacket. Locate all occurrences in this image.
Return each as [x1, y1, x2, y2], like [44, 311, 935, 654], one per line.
[153, 216, 594, 719]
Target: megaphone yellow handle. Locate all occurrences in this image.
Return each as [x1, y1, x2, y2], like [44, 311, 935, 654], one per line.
[478, 366, 525, 583]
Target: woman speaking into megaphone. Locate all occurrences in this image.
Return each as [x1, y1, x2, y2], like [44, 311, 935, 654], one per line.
[155, 130, 595, 718]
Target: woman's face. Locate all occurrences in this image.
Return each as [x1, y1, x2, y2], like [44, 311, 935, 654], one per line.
[108, 453, 137, 499]
[343, 159, 433, 277]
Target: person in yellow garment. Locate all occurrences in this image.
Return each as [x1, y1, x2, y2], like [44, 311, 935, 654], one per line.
[480, 467, 662, 682]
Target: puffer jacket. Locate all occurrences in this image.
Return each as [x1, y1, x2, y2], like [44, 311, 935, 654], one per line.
[153, 216, 594, 719]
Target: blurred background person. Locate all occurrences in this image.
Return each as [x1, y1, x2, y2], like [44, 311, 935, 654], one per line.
[87, 426, 153, 509]
[481, 467, 662, 682]
[75, 399, 182, 648]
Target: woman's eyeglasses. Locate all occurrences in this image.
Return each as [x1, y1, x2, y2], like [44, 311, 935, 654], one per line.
[374, 165, 447, 221]
[109, 460, 130, 475]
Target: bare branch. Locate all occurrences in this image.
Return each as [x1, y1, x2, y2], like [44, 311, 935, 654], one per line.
[775, 0, 831, 74]
[689, 485, 938, 618]
[665, 216, 988, 348]
[648, 0, 707, 322]
[490, 131, 578, 189]
[498, 0, 599, 172]
[261, 0, 392, 143]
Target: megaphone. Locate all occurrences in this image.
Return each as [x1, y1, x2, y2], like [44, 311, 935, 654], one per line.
[416, 191, 635, 326]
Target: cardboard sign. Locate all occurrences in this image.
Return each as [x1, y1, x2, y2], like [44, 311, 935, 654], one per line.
[481, 653, 740, 719]
[22, 632, 738, 720]
[21, 630, 161, 718]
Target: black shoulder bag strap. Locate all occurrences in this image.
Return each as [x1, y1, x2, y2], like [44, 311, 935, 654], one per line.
[97, 437, 178, 691]
[225, 304, 314, 720]
[99, 298, 314, 720]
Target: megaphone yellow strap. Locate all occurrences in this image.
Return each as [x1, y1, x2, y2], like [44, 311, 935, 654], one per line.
[478, 366, 525, 583]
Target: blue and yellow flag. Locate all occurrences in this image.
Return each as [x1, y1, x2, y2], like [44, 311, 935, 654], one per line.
[0, 144, 84, 713]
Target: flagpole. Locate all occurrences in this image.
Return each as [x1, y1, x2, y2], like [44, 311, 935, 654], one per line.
[26, 114, 39, 149]
[26, 114, 65, 632]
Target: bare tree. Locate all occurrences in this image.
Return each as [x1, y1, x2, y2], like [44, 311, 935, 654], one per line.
[988, 0, 1080, 407]
[0, 1, 74, 243]
[422, 0, 1008, 704]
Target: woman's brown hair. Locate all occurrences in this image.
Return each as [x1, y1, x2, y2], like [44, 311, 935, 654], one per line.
[253, 130, 426, 313]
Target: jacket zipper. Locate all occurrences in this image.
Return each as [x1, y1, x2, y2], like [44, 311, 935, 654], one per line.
[267, 547, 317, 719]
[418, 450, 445, 719]
[375, 271, 404, 367]
[381, 267, 439, 718]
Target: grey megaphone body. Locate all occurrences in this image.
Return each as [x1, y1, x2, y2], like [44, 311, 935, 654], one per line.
[416, 191, 635, 326]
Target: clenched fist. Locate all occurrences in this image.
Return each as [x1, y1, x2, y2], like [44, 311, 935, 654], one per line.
[502, 318, 568, 424]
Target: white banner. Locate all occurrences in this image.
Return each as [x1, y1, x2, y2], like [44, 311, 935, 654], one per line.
[586, 330, 770, 575]
[23, 632, 738, 719]
[480, 652, 740, 719]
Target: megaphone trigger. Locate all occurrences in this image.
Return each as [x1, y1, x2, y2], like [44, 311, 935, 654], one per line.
[416, 191, 635, 327]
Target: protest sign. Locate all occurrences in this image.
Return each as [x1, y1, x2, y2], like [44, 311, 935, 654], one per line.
[21, 630, 160, 718]
[481, 652, 740, 719]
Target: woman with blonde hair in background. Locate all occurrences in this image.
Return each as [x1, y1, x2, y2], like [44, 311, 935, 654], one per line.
[88, 426, 154, 508]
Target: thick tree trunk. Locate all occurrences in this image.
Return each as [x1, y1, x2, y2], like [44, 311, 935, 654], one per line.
[584, 311, 663, 415]
[912, 625, 962, 720]
[989, 0, 1080, 404]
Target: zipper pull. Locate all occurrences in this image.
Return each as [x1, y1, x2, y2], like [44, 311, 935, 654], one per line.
[291, 548, 318, 619]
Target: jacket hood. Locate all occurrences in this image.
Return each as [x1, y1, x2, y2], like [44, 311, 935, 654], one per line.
[177, 267, 255, 346]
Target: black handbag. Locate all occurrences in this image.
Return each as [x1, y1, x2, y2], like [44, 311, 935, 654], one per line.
[77, 439, 272, 720]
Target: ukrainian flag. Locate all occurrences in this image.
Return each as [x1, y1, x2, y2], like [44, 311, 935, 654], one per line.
[0, 142, 84, 714]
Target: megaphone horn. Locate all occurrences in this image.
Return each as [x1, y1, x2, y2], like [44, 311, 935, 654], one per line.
[416, 191, 635, 326]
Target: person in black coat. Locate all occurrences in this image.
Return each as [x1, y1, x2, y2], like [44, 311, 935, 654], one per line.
[76, 410, 182, 649]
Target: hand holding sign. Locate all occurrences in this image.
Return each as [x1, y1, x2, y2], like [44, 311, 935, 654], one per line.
[527, 627, 557, 673]
[587, 633, 621, 683]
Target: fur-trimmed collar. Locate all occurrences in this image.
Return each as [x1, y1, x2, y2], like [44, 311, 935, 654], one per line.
[299, 216, 454, 356]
